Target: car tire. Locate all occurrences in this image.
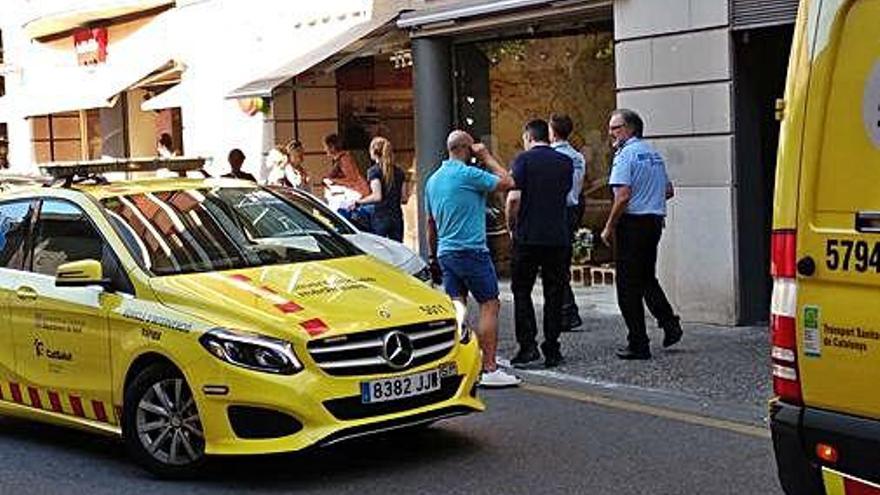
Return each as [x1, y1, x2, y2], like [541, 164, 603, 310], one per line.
[122, 362, 207, 478]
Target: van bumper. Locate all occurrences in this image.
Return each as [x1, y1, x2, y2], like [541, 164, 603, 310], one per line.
[770, 399, 824, 495]
[771, 398, 880, 494]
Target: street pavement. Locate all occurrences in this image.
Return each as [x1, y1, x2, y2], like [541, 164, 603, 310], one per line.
[492, 282, 772, 426]
[0, 385, 782, 494]
[0, 285, 783, 494]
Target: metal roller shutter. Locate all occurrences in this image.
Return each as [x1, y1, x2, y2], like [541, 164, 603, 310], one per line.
[731, 0, 799, 30]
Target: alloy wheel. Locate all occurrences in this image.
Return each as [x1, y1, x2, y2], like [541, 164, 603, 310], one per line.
[135, 378, 204, 466]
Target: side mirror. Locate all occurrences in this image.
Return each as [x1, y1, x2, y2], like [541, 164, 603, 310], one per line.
[55, 260, 111, 289]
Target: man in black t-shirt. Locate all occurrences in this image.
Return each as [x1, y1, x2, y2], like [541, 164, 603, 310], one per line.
[506, 119, 573, 368]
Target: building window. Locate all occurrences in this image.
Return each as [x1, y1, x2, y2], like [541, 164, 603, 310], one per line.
[31, 110, 102, 162]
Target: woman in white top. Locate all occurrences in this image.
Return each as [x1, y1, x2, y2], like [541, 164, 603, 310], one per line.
[264, 145, 304, 188]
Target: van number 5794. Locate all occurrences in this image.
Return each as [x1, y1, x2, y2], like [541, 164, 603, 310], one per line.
[826, 239, 880, 272]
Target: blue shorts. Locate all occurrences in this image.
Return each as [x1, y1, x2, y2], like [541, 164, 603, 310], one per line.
[438, 250, 499, 303]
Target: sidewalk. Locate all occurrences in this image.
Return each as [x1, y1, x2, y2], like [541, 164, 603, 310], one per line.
[485, 280, 772, 426]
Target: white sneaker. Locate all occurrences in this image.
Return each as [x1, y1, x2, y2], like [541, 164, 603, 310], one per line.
[479, 369, 522, 388]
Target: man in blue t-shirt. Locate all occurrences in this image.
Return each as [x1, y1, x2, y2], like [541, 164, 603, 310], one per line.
[601, 109, 682, 360]
[506, 119, 573, 369]
[425, 130, 520, 388]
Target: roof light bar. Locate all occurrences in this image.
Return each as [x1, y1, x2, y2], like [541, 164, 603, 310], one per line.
[38, 156, 208, 180]
[0, 172, 52, 190]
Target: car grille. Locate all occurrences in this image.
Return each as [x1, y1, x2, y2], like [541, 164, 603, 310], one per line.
[323, 376, 464, 420]
[306, 319, 457, 376]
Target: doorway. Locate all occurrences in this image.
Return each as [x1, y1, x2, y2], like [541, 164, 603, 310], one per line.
[734, 26, 794, 325]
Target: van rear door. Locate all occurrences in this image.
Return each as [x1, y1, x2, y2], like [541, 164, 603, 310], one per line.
[796, 0, 880, 419]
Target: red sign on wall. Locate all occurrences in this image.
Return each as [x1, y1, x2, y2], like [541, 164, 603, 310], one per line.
[73, 28, 108, 65]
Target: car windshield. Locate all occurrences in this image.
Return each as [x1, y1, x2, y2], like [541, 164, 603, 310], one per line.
[270, 187, 356, 236]
[101, 187, 360, 276]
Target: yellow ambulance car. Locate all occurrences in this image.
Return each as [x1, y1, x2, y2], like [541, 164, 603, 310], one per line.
[770, 0, 880, 493]
[0, 159, 483, 477]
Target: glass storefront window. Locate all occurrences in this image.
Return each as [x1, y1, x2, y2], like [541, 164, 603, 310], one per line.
[30, 107, 118, 162]
[31, 112, 83, 162]
[454, 28, 617, 264]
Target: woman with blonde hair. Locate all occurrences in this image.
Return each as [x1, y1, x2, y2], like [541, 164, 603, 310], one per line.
[266, 144, 307, 188]
[353, 136, 408, 241]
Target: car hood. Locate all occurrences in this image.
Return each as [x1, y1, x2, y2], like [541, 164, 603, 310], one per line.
[345, 232, 426, 274]
[148, 255, 451, 343]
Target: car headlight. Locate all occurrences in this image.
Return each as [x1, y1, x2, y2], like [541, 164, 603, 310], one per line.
[453, 300, 472, 344]
[199, 328, 302, 375]
[414, 265, 432, 283]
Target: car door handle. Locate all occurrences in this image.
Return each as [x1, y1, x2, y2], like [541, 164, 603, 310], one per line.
[15, 287, 38, 301]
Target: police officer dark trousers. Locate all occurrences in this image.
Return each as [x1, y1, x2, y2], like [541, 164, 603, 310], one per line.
[615, 214, 677, 354]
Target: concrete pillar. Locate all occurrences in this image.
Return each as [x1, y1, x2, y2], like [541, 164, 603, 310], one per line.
[412, 36, 453, 257]
[613, 0, 737, 325]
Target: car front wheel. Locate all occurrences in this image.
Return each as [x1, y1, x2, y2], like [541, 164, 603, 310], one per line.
[123, 362, 206, 478]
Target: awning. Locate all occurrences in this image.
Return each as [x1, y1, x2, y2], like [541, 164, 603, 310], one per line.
[398, 0, 612, 37]
[141, 81, 187, 111]
[23, 0, 174, 39]
[21, 10, 175, 117]
[227, 8, 402, 99]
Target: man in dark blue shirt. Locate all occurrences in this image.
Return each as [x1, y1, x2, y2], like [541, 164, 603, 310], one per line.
[506, 119, 573, 368]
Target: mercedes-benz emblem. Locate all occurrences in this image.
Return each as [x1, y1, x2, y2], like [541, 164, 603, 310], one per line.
[378, 307, 392, 319]
[381, 331, 414, 369]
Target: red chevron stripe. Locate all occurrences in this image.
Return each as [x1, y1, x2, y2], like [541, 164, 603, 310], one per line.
[48, 392, 63, 413]
[27, 387, 42, 409]
[69, 395, 85, 417]
[9, 383, 22, 403]
[92, 401, 108, 423]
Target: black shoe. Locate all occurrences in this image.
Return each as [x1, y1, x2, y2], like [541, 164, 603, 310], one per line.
[561, 314, 584, 332]
[662, 318, 683, 348]
[510, 348, 541, 368]
[544, 353, 565, 368]
[615, 347, 652, 360]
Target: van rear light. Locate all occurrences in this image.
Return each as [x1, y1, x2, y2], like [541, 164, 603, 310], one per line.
[771, 230, 797, 278]
[770, 229, 803, 405]
[772, 346, 796, 363]
[816, 443, 839, 464]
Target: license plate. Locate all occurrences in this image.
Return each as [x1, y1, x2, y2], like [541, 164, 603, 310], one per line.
[361, 368, 442, 404]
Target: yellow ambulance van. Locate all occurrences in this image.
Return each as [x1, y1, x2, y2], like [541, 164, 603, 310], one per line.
[770, 0, 880, 493]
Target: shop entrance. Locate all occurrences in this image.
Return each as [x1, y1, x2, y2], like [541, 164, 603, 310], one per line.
[271, 32, 416, 247]
[452, 26, 616, 275]
[733, 26, 794, 325]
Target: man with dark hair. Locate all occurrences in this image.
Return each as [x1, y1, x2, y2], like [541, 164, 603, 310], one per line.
[550, 114, 587, 331]
[224, 148, 256, 181]
[602, 108, 682, 360]
[507, 119, 573, 368]
[322, 133, 370, 198]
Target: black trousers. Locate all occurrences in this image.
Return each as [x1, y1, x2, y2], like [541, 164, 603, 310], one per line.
[512, 243, 569, 356]
[562, 204, 583, 322]
[615, 214, 677, 352]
